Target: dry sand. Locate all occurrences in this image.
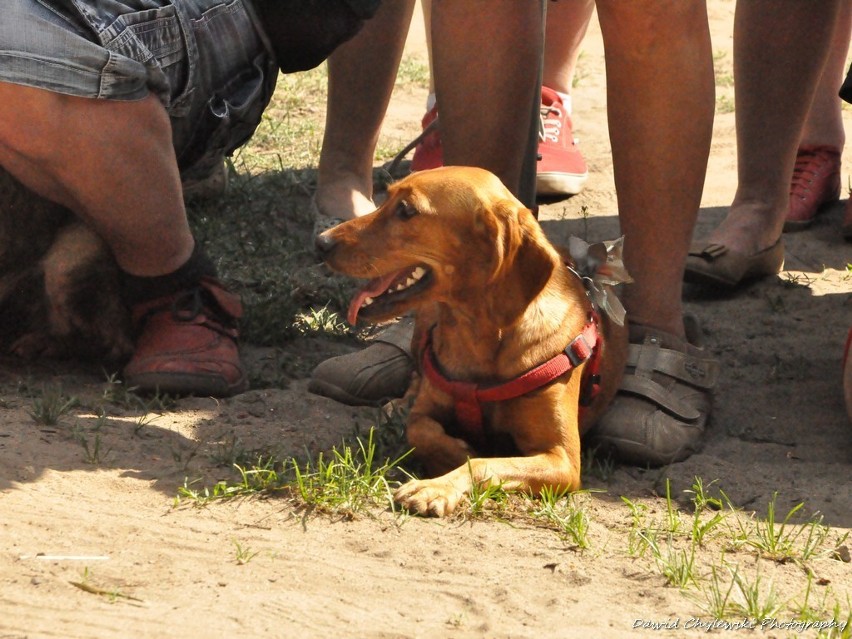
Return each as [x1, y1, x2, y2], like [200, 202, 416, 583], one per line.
[1, 2, 851, 637]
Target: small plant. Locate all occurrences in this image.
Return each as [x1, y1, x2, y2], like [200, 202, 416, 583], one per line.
[29, 384, 79, 426]
[177, 428, 412, 517]
[580, 445, 615, 483]
[102, 372, 177, 412]
[716, 94, 735, 114]
[621, 496, 653, 557]
[693, 563, 738, 619]
[292, 304, 349, 337]
[133, 412, 159, 438]
[208, 433, 250, 467]
[728, 565, 782, 619]
[170, 441, 200, 472]
[465, 471, 510, 518]
[660, 479, 683, 536]
[101, 372, 140, 409]
[727, 493, 815, 562]
[685, 476, 724, 511]
[788, 572, 852, 636]
[692, 562, 781, 620]
[532, 487, 591, 549]
[72, 424, 109, 465]
[70, 567, 141, 604]
[646, 535, 697, 589]
[782, 270, 819, 288]
[291, 429, 412, 514]
[394, 55, 430, 88]
[712, 49, 734, 87]
[232, 539, 260, 565]
[685, 477, 726, 546]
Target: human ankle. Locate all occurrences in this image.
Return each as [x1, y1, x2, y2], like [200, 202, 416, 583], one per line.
[314, 183, 375, 220]
[120, 244, 216, 305]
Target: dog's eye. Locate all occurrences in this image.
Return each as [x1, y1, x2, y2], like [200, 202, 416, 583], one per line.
[395, 202, 418, 220]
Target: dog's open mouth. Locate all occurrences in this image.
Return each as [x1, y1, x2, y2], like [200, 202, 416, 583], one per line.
[348, 264, 433, 324]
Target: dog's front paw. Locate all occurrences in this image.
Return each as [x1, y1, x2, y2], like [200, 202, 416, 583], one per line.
[394, 478, 465, 517]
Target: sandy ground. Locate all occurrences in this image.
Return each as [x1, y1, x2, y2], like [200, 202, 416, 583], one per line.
[2, 2, 851, 638]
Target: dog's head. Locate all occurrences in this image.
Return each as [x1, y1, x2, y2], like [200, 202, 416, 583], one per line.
[316, 166, 556, 326]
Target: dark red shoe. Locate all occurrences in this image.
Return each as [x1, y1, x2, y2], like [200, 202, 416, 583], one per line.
[784, 145, 841, 231]
[123, 276, 247, 397]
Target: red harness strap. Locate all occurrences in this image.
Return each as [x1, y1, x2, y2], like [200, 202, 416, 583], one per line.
[421, 313, 603, 445]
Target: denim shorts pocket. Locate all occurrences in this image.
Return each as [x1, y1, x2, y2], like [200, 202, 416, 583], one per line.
[176, 54, 273, 177]
[98, 6, 189, 105]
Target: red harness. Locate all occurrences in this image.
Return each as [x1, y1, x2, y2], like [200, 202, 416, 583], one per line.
[421, 312, 603, 445]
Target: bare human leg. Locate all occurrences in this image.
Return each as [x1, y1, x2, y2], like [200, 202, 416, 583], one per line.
[315, 0, 416, 222]
[590, 0, 719, 466]
[701, 0, 843, 255]
[542, 0, 595, 98]
[798, 2, 851, 150]
[430, 0, 543, 196]
[596, 0, 715, 337]
[0, 83, 193, 277]
[0, 82, 245, 396]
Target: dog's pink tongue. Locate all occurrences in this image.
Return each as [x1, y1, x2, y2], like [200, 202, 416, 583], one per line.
[347, 272, 398, 325]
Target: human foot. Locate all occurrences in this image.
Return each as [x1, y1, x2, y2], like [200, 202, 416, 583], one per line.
[311, 182, 376, 238]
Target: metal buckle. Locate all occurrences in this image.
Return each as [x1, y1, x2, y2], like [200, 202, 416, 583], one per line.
[564, 333, 592, 367]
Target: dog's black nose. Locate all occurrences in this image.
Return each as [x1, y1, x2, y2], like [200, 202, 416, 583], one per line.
[314, 230, 337, 260]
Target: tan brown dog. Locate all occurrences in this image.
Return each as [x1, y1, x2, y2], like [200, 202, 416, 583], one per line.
[316, 166, 628, 516]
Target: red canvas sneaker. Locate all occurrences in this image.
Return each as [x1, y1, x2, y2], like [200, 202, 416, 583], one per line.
[410, 105, 443, 172]
[784, 145, 841, 231]
[536, 86, 588, 197]
[124, 276, 247, 397]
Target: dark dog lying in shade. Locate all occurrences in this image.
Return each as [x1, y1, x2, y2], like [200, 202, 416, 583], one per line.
[0, 169, 131, 362]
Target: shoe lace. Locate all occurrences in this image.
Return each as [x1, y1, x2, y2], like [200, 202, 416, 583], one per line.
[171, 286, 206, 322]
[170, 286, 238, 334]
[131, 285, 237, 340]
[790, 148, 829, 198]
[539, 103, 563, 144]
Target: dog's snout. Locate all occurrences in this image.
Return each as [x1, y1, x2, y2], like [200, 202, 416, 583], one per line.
[314, 230, 337, 261]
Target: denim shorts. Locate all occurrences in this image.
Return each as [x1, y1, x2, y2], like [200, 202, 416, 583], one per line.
[0, 0, 278, 180]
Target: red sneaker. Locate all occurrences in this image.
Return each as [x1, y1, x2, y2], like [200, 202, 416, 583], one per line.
[410, 105, 443, 172]
[123, 276, 247, 397]
[536, 86, 588, 197]
[784, 145, 841, 231]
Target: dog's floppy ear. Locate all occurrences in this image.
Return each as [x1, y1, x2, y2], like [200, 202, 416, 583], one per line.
[487, 201, 555, 324]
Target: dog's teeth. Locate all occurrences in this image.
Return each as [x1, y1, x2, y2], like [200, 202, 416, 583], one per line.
[404, 277, 416, 287]
[412, 267, 426, 280]
[363, 297, 374, 306]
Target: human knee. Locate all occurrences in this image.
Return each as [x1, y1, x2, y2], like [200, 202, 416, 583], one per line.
[597, 0, 708, 57]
